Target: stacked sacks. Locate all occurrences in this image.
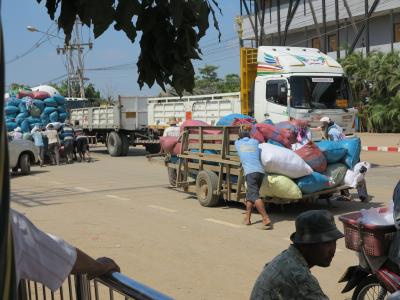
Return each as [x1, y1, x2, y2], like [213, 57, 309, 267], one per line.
[5, 89, 68, 133]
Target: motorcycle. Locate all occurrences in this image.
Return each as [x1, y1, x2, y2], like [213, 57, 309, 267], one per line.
[338, 208, 399, 300]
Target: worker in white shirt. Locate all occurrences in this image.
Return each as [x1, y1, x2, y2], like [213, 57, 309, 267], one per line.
[163, 117, 181, 137]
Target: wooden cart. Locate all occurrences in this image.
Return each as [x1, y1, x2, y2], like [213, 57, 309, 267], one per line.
[168, 125, 350, 207]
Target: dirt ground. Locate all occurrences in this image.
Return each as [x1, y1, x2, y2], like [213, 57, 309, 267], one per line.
[10, 135, 400, 300]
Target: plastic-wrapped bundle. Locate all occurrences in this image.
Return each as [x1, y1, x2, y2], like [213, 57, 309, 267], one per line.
[32, 91, 50, 100]
[17, 90, 33, 99]
[316, 140, 348, 164]
[296, 172, 333, 194]
[294, 142, 327, 173]
[216, 113, 255, 126]
[18, 101, 27, 113]
[29, 106, 42, 118]
[57, 106, 66, 113]
[27, 116, 42, 124]
[41, 112, 50, 124]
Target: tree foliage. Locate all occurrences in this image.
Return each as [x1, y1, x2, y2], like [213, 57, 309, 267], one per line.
[49, 81, 101, 99]
[36, 0, 221, 96]
[160, 64, 240, 96]
[341, 51, 400, 133]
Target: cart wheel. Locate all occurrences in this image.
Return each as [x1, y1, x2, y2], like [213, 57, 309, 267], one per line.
[196, 170, 220, 207]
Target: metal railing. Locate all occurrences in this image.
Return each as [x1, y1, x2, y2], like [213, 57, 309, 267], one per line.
[18, 273, 173, 300]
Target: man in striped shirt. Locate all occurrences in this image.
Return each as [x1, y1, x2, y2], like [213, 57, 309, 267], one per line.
[61, 123, 74, 164]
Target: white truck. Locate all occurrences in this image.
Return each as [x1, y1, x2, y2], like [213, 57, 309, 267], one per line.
[252, 46, 356, 136]
[69, 93, 242, 156]
[70, 46, 357, 156]
[9, 139, 38, 175]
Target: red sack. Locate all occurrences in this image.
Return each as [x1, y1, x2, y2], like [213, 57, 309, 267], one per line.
[295, 141, 327, 173]
[172, 143, 182, 155]
[253, 124, 296, 148]
[160, 136, 178, 153]
[17, 90, 33, 99]
[231, 117, 254, 126]
[32, 91, 51, 100]
[180, 120, 222, 144]
[180, 120, 209, 132]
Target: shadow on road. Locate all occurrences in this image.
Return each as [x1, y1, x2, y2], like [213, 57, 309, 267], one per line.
[92, 148, 147, 157]
[10, 170, 49, 177]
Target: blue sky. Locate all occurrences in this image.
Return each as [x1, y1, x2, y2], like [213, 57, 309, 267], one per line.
[3, 1, 240, 97]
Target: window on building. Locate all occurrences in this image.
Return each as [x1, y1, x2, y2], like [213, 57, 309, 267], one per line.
[312, 37, 321, 50]
[394, 23, 400, 43]
[328, 34, 337, 52]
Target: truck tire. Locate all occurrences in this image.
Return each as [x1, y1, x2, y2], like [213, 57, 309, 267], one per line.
[107, 132, 122, 157]
[145, 144, 161, 154]
[119, 133, 129, 156]
[196, 170, 220, 207]
[19, 153, 31, 175]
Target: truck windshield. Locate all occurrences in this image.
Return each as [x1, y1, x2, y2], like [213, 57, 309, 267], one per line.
[289, 76, 353, 109]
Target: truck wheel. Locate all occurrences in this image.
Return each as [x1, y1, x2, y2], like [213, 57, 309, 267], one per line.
[145, 144, 161, 154]
[196, 170, 220, 207]
[19, 154, 31, 175]
[107, 132, 122, 157]
[119, 133, 129, 156]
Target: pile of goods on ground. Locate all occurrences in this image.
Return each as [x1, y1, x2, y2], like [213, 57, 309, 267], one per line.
[5, 86, 68, 133]
[160, 114, 363, 201]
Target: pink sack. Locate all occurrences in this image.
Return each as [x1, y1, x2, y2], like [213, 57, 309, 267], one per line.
[160, 136, 178, 153]
[180, 120, 209, 132]
[172, 143, 182, 155]
[32, 91, 51, 100]
[231, 117, 254, 126]
[295, 142, 327, 173]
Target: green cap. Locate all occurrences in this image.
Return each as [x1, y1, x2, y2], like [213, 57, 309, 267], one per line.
[290, 210, 344, 244]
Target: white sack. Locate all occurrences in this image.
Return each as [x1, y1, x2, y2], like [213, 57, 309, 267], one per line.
[259, 143, 313, 179]
[344, 161, 371, 188]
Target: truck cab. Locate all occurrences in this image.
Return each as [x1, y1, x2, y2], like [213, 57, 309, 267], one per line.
[252, 46, 356, 137]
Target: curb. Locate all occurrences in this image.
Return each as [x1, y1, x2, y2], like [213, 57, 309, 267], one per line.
[362, 146, 400, 152]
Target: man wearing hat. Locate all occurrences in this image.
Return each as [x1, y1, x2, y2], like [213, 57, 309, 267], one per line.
[250, 210, 344, 299]
[320, 116, 345, 141]
[163, 117, 181, 138]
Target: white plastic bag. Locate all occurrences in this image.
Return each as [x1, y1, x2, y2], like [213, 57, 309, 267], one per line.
[360, 204, 394, 225]
[259, 143, 313, 179]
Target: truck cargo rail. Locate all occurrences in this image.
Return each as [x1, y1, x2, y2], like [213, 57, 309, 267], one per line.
[18, 272, 173, 300]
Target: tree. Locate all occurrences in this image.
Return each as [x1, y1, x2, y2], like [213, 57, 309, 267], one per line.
[36, 0, 221, 96]
[8, 83, 30, 91]
[159, 65, 240, 96]
[49, 81, 101, 99]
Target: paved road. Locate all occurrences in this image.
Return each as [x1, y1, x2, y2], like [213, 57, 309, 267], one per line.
[10, 147, 400, 300]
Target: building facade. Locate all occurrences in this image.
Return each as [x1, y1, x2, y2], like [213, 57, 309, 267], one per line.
[240, 0, 400, 58]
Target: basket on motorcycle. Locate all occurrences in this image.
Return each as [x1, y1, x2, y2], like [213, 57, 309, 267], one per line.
[339, 208, 397, 257]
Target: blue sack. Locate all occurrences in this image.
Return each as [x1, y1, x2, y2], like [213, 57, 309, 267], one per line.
[44, 97, 57, 107]
[16, 112, 29, 125]
[5, 105, 19, 115]
[296, 172, 331, 194]
[41, 112, 50, 124]
[59, 112, 68, 123]
[18, 101, 27, 113]
[27, 116, 42, 124]
[21, 119, 30, 133]
[57, 106, 66, 113]
[338, 137, 361, 169]
[49, 111, 59, 123]
[6, 121, 17, 131]
[316, 140, 348, 164]
[33, 100, 45, 111]
[44, 106, 57, 115]
[216, 113, 255, 126]
[53, 94, 66, 105]
[6, 98, 21, 107]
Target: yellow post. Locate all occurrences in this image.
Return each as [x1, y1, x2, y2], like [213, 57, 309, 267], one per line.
[240, 47, 258, 115]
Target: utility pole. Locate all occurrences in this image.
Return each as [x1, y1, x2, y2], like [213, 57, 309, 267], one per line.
[56, 17, 93, 98]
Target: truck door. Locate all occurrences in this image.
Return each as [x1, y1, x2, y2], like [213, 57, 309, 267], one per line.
[265, 79, 289, 123]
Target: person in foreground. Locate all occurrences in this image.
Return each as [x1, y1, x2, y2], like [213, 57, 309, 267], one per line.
[10, 209, 120, 291]
[250, 210, 344, 299]
[235, 126, 272, 229]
